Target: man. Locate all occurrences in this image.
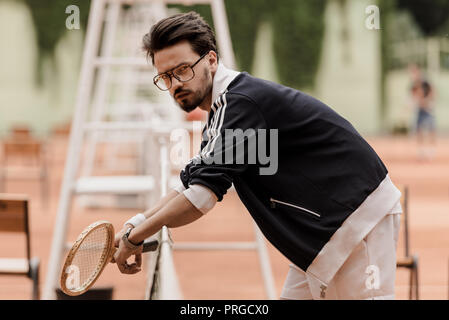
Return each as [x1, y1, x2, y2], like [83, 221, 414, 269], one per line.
[408, 64, 436, 160]
[113, 12, 402, 300]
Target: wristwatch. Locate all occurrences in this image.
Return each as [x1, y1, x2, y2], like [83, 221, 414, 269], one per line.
[122, 227, 144, 250]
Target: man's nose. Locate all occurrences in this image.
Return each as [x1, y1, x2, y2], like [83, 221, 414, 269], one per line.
[170, 76, 183, 95]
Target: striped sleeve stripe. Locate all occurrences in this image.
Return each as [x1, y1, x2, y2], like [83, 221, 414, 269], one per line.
[206, 97, 222, 149]
[204, 91, 229, 158]
[201, 93, 226, 158]
[201, 95, 223, 157]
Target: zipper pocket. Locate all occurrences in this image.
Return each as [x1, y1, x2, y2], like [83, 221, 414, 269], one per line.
[270, 198, 321, 218]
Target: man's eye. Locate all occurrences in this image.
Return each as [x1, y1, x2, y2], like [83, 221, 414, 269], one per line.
[175, 65, 189, 74]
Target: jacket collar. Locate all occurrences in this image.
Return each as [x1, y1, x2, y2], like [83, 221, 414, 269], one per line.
[210, 63, 240, 112]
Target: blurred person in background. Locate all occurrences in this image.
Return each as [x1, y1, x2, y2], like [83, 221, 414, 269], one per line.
[408, 64, 437, 160]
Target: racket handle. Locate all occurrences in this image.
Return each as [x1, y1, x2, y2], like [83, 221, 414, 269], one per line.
[142, 239, 159, 252]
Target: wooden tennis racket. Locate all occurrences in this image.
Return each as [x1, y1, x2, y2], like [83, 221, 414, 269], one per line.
[60, 220, 158, 296]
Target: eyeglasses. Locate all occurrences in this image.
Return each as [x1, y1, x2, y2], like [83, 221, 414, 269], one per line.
[153, 53, 208, 91]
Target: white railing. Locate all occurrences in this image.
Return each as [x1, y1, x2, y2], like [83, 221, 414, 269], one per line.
[145, 138, 184, 300]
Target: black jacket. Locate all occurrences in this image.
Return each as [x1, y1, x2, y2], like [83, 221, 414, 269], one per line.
[180, 72, 388, 272]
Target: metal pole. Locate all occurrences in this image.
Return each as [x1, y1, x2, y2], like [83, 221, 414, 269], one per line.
[158, 226, 184, 299]
[42, 0, 107, 300]
[82, 2, 122, 178]
[157, 137, 183, 299]
[210, 0, 236, 68]
[253, 224, 277, 300]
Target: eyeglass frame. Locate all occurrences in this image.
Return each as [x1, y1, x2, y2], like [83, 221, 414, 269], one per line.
[153, 52, 209, 91]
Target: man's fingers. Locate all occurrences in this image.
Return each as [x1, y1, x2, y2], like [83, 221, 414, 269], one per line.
[113, 251, 120, 264]
[126, 263, 141, 274]
[115, 255, 140, 274]
[114, 233, 122, 247]
[114, 228, 128, 247]
[117, 262, 127, 274]
[113, 243, 142, 273]
[135, 253, 142, 268]
[117, 262, 141, 274]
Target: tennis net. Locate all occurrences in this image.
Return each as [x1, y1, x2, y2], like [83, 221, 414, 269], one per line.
[145, 226, 183, 300]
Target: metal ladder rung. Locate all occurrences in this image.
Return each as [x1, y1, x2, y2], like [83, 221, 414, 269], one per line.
[173, 241, 258, 251]
[83, 121, 201, 132]
[74, 175, 155, 195]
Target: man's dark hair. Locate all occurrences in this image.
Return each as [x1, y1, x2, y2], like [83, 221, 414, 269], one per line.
[143, 11, 218, 64]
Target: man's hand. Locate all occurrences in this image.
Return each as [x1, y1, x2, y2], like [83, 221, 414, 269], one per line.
[114, 224, 133, 248]
[112, 237, 143, 274]
[111, 192, 204, 274]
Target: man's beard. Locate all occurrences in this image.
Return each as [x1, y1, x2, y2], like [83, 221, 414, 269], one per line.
[175, 90, 205, 112]
[174, 69, 212, 113]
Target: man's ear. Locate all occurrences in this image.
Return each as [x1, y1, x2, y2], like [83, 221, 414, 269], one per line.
[208, 50, 218, 73]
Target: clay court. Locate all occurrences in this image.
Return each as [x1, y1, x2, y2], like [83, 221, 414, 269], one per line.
[0, 133, 448, 300]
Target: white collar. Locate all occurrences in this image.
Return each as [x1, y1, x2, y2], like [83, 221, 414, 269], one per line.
[211, 63, 240, 109]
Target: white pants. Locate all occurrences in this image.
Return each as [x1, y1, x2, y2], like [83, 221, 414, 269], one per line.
[281, 212, 401, 300]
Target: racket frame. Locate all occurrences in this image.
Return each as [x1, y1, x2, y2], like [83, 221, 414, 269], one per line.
[60, 220, 115, 296]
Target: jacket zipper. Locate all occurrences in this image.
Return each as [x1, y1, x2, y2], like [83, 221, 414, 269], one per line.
[270, 198, 321, 218]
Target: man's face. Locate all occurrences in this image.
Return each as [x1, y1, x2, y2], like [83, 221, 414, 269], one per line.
[153, 40, 217, 112]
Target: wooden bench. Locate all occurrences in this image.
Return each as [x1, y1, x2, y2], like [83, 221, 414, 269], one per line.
[0, 194, 40, 299]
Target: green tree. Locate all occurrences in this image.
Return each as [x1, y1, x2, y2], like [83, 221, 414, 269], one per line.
[271, 0, 326, 89]
[397, 0, 449, 35]
[23, 0, 91, 84]
[24, 0, 326, 90]
[172, 0, 326, 89]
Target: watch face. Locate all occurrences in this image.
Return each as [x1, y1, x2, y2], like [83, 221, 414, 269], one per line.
[123, 227, 132, 240]
[122, 227, 141, 249]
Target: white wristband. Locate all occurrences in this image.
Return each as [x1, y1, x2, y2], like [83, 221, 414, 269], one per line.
[124, 213, 146, 228]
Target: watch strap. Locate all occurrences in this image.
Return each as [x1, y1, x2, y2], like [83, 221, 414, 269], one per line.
[122, 227, 143, 249]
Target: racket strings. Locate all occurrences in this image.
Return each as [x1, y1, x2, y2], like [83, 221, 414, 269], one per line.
[67, 226, 110, 291]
